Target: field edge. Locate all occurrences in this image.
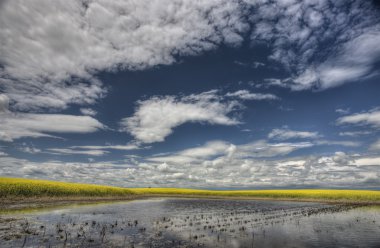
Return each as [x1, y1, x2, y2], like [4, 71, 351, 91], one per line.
[1, 177, 380, 210]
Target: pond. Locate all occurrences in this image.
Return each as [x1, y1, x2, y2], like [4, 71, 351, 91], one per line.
[0, 198, 379, 247]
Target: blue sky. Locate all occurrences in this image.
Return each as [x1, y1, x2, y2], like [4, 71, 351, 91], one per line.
[0, 0, 380, 189]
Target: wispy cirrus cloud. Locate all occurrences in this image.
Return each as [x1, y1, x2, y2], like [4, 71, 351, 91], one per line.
[47, 148, 109, 156]
[0, 113, 105, 142]
[80, 108, 97, 116]
[336, 108, 380, 128]
[339, 131, 371, 137]
[249, 0, 380, 90]
[226, 90, 279, 101]
[0, 94, 105, 141]
[149, 140, 313, 166]
[70, 144, 141, 151]
[314, 140, 360, 148]
[268, 128, 321, 140]
[1, 0, 379, 115]
[267, 127, 360, 147]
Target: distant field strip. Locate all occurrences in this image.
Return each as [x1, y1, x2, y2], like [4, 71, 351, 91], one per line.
[131, 188, 380, 202]
[0, 178, 134, 197]
[1, 178, 380, 202]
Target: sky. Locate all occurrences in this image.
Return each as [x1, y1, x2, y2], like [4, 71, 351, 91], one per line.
[0, 0, 380, 189]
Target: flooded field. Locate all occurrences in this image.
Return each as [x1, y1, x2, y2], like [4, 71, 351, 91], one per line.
[0, 198, 379, 248]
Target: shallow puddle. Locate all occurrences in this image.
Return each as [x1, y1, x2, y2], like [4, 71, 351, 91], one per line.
[0, 198, 379, 247]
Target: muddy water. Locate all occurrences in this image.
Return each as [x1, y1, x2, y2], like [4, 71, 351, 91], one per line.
[0, 198, 379, 247]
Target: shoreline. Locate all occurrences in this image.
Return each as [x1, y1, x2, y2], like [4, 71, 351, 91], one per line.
[1, 194, 379, 212]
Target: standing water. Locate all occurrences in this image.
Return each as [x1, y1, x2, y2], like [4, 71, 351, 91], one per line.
[0, 198, 379, 247]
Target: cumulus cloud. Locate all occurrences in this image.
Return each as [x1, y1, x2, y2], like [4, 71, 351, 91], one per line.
[1, 146, 378, 188]
[336, 108, 380, 128]
[0, 0, 247, 111]
[249, 0, 380, 90]
[268, 128, 320, 140]
[120, 91, 241, 143]
[226, 90, 279, 100]
[18, 143, 42, 154]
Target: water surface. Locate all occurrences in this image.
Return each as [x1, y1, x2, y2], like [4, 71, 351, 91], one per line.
[0, 198, 379, 247]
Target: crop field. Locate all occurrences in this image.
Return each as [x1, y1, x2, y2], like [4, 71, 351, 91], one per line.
[131, 188, 380, 202]
[1, 177, 380, 202]
[0, 177, 134, 197]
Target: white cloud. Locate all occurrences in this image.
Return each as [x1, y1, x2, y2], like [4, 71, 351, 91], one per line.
[1, 146, 379, 188]
[18, 143, 141, 156]
[178, 141, 233, 158]
[80, 108, 97, 116]
[120, 92, 241, 143]
[234, 60, 265, 68]
[47, 148, 109, 156]
[249, 0, 380, 90]
[339, 131, 371, 137]
[0, 0, 247, 111]
[150, 140, 312, 166]
[1, 0, 378, 113]
[314, 140, 361, 147]
[43, 143, 141, 157]
[18, 143, 41, 154]
[268, 128, 360, 147]
[148, 140, 233, 164]
[252, 61, 265, 68]
[0, 111, 104, 141]
[369, 139, 380, 151]
[0, 94, 10, 112]
[226, 90, 279, 100]
[0, 93, 105, 141]
[268, 128, 320, 140]
[336, 108, 350, 115]
[353, 157, 380, 166]
[236, 140, 313, 158]
[70, 144, 140, 151]
[316, 32, 380, 89]
[336, 108, 380, 128]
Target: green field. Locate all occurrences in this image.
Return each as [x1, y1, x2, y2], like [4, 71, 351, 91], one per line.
[1, 177, 380, 202]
